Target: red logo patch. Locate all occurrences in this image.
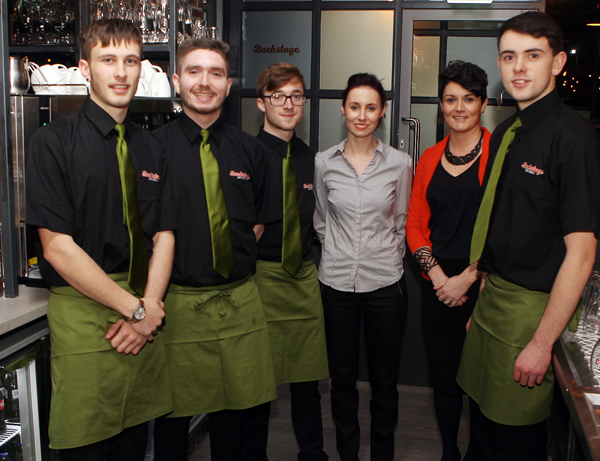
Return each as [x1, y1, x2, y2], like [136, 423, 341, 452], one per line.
[230, 170, 251, 180]
[521, 162, 544, 176]
[142, 170, 160, 182]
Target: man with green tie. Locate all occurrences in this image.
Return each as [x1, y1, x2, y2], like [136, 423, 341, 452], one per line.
[26, 19, 174, 460]
[152, 39, 277, 461]
[253, 63, 329, 461]
[457, 12, 600, 460]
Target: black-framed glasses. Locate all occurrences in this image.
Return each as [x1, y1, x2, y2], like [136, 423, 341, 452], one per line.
[263, 94, 307, 106]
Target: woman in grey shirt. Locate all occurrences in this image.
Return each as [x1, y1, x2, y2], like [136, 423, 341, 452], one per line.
[314, 73, 412, 461]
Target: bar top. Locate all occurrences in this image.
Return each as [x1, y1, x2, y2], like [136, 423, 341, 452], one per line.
[0, 286, 50, 336]
[554, 331, 600, 461]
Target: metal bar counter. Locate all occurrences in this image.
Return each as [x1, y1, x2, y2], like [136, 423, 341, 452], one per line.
[554, 330, 600, 461]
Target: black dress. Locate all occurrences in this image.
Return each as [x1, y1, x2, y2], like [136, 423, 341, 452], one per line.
[422, 156, 481, 394]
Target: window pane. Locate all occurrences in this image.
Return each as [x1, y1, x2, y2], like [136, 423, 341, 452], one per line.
[412, 36, 440, 97]
[242, 11, 312, 89]
[447, 20, 504, 31]
[320, 11, 394, 90]
[414, 20, 441, 30]
[318, 99, 390, 152]
[411, 103, 438, 160]
[446, 36, 505, 99]
[241, 98, 311, 144]
[480, 105, 517, 133]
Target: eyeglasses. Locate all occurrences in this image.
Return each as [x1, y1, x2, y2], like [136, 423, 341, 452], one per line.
[263, 94, 307, 106]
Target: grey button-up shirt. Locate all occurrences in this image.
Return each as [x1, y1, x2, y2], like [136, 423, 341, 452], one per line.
[314, 138, 413, 293]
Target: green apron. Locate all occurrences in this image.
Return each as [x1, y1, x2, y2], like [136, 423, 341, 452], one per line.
[162, 276, 277, 417]
[457, 272, 580, 426]
[47, 274, 172, 449]
[253, 260, 329, 386]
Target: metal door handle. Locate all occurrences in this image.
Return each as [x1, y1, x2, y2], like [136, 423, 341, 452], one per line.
[401, 117, 420, 174]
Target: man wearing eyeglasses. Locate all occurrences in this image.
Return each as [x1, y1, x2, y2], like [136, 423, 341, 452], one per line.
[253, 63, 329, 461]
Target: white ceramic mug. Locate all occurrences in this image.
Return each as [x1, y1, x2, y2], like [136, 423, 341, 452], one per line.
[69, 68, 89, 95]
[151, 72, 171, 97]
[31, 64, 64, 94]
[141, 60, 163, 85]
[135, 79, 151, 97]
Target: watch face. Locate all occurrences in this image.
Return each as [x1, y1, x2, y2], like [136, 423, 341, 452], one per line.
[133, 304, 146, 321]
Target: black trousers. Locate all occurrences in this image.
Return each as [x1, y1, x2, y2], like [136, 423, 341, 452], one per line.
[289, 380, 328, 461]
[154, 403, 270, 461]
[468, 398, 547, 461]
[321, 279, 407, 461]
[58, 422, 148, 461]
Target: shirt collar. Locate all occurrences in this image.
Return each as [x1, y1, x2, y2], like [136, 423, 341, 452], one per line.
[328, 137, 386, 158]
[258, 127, 297, 158]
[517, 90, 561, 131]
[82, 97, 132, 137]
[179, 112, 225, 145]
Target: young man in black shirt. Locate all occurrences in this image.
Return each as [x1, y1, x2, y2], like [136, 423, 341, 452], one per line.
[26, 19, 174, 460]
[457, 12, 600, 460]
[253, 63, 329, 461]
[152, 39, 277, 461]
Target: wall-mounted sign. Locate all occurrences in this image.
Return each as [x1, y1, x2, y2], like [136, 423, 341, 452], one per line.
[253, 45, 301, 56]
[242, 11, 312, 89]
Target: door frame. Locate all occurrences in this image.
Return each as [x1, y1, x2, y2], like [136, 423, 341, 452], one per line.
[397, 8, 532, 159]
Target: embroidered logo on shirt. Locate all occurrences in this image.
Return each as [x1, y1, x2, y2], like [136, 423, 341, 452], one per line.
[142, 170, 160, 182]
[230, 170, 251, 180]
[521, 162, 544, 176]
[303, 183, 313, 191]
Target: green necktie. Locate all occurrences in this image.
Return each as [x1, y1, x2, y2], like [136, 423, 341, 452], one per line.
[200, 129, 234, 279]
[470, 116, 522, 264]
[281, 142, 303, 277]
[114, 123, 148, 296]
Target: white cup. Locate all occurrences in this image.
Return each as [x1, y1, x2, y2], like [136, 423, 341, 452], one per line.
[151, 72, 171, 97]
[31, 64, 64, 94]
[135, 79, 151, 97]
[69, 68, 89, 95]
[141, 60, 163, 85]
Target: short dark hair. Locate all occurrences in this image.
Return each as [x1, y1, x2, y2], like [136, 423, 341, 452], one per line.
[79, 19, 143, 62]
[498, 12, 564, 56]
[176, 38, 231, 76]
[439, 60, 488, 101]
[256, 62, 306, 97]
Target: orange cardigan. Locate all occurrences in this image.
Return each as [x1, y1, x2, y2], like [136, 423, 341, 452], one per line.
[406, 128, 491, 277]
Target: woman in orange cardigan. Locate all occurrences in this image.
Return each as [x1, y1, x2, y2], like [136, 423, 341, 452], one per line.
[406, 60, 489, 461]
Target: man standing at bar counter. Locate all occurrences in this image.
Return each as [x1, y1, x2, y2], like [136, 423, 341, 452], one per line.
[152, 38, 278, 461]
[253, 63, 329, 460]
[457, 12, 600, 460]
[26, 19, 174, 460]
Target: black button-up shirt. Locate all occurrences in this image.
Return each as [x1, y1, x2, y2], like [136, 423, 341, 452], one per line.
[479, 90, 600, 292]
[155, 114, 278, 287]
[27, 97, 174, 286]
[256, 128, 316, 262]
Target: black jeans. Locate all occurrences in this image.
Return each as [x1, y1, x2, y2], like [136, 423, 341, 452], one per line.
[290, 380, 328, 460]
[58, 422, 148, 461]
[468, 398, 547, 461]
[321, 279, 407, 461]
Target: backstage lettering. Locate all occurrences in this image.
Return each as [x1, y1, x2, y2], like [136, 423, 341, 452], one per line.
[253, 44, 300, 56]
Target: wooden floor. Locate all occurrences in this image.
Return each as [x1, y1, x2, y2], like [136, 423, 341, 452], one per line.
[189, 380, 470, 460]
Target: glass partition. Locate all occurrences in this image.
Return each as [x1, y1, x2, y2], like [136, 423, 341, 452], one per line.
[242, 11, 312, 89]
[320, 11, 394, 90]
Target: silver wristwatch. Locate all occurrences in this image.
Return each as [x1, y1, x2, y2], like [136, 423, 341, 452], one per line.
[126, 299, 146, 324]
